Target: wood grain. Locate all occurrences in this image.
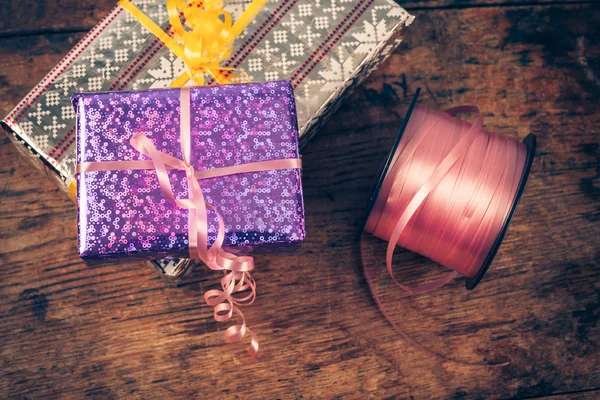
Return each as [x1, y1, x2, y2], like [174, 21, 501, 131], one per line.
[1, 2, 600, 399]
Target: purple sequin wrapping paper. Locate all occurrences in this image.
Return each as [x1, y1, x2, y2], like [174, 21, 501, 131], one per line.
[74, 80, 305, 261]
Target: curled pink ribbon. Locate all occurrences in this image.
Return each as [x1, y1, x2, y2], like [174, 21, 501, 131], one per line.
[77, 87, 302, 356]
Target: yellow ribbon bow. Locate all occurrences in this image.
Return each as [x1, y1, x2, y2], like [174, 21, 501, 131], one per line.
[118, 0, 267, 87]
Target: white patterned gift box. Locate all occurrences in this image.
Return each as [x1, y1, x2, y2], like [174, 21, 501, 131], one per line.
[1, 0, 413, 279]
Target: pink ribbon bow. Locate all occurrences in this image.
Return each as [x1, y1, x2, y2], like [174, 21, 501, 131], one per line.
[77, 87, 302, 356]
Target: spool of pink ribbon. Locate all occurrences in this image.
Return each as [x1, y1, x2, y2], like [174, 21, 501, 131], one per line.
[361, 88, 536, 366]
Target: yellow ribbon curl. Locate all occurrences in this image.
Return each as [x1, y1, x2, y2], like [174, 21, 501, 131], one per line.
[117, 0, 267, 87]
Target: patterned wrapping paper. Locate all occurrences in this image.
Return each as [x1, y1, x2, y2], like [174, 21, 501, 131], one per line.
[75, 81, 305, 261]
[1, 0, 413, 279]
[1, 0, 413, 195]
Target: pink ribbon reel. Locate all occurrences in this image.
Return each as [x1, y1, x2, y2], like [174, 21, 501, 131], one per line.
[362, 88, 536, 291]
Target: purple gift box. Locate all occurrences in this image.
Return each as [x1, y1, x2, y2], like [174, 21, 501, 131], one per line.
[74, 80, 305, 261]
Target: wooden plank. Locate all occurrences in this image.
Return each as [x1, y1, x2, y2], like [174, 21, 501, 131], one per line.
[0, 0, 113, 36]
[1, 2, 599, 399]
[0, 0, 592, 36]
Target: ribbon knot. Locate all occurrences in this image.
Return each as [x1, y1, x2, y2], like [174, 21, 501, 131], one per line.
[185, 164, 195, 178]
[77, 88, 302, 356]
[119, 0, 267, 87]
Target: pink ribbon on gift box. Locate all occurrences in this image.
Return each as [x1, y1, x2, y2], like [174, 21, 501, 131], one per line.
[76, 87, 302, 356]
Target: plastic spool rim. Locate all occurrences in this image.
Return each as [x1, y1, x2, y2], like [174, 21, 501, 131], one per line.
[465, 133, 536, 289]
[362, 89, 421, 231]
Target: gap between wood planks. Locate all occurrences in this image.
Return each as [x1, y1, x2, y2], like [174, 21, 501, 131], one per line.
[504, 386, 600, 399]
[0, 0, 596, 39]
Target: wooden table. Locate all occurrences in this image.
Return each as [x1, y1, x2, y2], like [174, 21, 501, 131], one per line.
[1, 0, 599, 398]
